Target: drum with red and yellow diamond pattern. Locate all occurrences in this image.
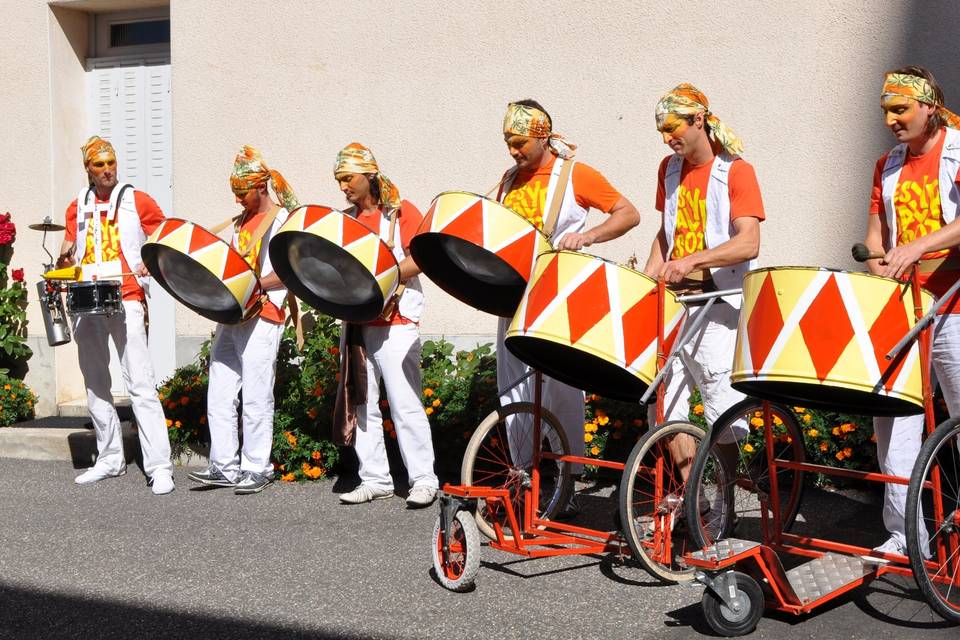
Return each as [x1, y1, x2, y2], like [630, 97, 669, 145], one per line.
[731, 266, 933, 417]
[504, 250, 684, 402]
[268, 205, 400, 323]
[142, 218, 263, 324]
[410, 191, 552, 317]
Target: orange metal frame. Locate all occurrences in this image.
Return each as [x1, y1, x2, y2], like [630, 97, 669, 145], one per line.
[688, 264, 960, 614]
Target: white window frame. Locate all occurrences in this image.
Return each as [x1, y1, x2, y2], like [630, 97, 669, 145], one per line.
[93, 7, 171, 59]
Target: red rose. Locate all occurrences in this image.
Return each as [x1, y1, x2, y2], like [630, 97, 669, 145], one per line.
[11, 268, 24, 282]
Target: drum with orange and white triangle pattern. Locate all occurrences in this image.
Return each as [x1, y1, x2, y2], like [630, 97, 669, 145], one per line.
[268, 205, 400, 323]
[410, 191, 552, 318]
[505, 250, 684, 402]
[731, 266, 933, 417]
[142, 218, 263, 324]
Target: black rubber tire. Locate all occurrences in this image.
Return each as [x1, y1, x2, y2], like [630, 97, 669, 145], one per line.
[432, 510, 481, 592]
[618, 420, 704, 583]
[461, 402, 572, 541]
[701, 571, 765, 636]
[906, 417, 960, 623]
[685, 398, 806, 549]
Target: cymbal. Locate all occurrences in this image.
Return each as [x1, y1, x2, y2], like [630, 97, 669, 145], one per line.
[28, 221, 65, 232]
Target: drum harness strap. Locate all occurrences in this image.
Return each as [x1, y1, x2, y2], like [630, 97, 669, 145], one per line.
[485, 157, 574, 240]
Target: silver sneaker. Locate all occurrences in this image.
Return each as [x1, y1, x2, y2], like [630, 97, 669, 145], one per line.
[339, 484, 394, 504]
[234, 471, 273, 495]
[187, 466, 236, 488]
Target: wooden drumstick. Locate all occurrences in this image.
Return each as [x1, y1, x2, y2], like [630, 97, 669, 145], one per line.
[851, 243, 885, 263]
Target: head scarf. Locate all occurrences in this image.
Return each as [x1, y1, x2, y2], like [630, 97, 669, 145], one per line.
[81, 136, 116, 166]
[881, 72, 960, 130]
[230, 145, 300, 213]
[333, 143, 402, 210]
[502, 102, 577, 159]
[655, 84, 744, 155]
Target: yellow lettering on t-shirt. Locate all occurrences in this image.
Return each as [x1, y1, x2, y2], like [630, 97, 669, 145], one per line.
[503, 180, 548, 228]
[895, 176, 942, 245]
[671, 184, 707, 259]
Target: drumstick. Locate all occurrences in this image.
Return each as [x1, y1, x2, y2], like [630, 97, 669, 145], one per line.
[851, 243, 885, 263]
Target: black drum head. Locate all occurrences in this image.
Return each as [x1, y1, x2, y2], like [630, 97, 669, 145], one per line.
[410, 233, 526, 318]
[142, 244, 244, 324]
[269, 231, 384, 323]
[505, 335, 649, 403]
[731, 380, 922, 418]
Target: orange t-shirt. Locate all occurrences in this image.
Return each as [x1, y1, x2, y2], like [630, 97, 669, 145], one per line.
[655, 155, 765, 260]
[870, 129, 960, 312]
[501, 157, 622, 227]
[357, 199, 423, 326]
[235, 210, 284, 323]
[64, 190, 165, 301]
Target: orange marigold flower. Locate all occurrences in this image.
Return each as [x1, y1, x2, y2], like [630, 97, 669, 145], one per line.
[313, 382, 324, 397]
[281, 472, 296, 482]
[843, 447, 853, 457]
[180, 397, 189, 406]
[305, 465, 322, 479]
[743, 443, 755, 453]
[793, 406, 806, 413]
[3, 384, 9, 391]
[693, 404, 704, 416]
[423, 388, 434, 397]
[584, 433, 594, 443]
[807, 429, 819, 438]
[165, 419, 172, 427]
[750, 417, 764, 428]
[425, 407, 433, 416]
[819, 441, 829, 451]
[329, 346, 340, 356]
[432, 399, 441, 407]
[590, 446, 600, 455]
[158, 393, 165, 401]
[840, 423, 856, 433]
[174, 420, 182, 429]
[307, 408, 318, 420]
[802, 414, 812, 424]
[311, 451, 321, 461]
[773, 415, 783, 426]
[832, 426, 841, 436]
[285, 431, 298, 446]
[301, 462, 311, 473]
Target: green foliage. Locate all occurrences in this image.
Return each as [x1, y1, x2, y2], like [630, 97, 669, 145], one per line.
[0, 370, 37, 426]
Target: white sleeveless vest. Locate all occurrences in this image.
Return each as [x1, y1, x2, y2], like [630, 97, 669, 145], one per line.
[73, 183, 149, 288]
[662, 153, 754, 307]
[348, 204, 425, 323]
[880, 127, 960, 249]
[497, 157, 588, 248]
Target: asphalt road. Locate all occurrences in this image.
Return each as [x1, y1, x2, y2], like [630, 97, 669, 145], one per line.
[0, 461, 955, 639]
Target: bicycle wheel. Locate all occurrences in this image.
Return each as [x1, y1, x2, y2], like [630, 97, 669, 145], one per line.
[432, 509, 481, 592]
[685, 398, 806, 549]
[906, 417, 960, 622]
[619, 420, 705, 582]
[461, 402, 572, 541]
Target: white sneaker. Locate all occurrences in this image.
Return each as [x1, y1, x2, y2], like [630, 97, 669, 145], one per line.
[75, 466, 126, 485]
[151, 473, 175, 496]
[406, 485, 438, 508]
[339, 484, 394, 504]
[862, 536, 905, 564]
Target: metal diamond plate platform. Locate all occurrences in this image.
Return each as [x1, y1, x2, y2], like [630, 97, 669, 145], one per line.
[688, 538, 760, 562]
[786, 553, 874, 604]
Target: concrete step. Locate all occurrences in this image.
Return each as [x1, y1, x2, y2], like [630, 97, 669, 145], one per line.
[58, 396, 131, 418]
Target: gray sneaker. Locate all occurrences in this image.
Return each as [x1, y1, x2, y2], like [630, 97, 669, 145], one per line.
[187, 466, 236, 488]
[234, 471, 273, 495]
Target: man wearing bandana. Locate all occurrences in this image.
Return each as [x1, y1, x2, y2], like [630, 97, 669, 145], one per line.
[862, 66, 960, 561]
[57, 136, 174, 494]
[333, 143, 438, 507]
[643, 84, 764, 492]
[187, 146, 299, 495]
[497, 100, 640, 516]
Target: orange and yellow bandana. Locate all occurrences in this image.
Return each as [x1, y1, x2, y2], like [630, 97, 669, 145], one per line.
[655, 84, 744, 155]
[81, 136, 116, 166]
[882, 72, 960, 130]
[230, 145, 301, 213]
[333, 143, 402, 210]
[502, 102, 577, 159]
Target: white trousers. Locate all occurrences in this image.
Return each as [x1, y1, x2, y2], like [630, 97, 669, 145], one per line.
[355, 323, 438, 491]
[649, 302, 747, 442]
[497, 317, 586, 473]
[873, 313, 960, 547]
[73, 300, 172, 478]
[207, 317, 282, 480]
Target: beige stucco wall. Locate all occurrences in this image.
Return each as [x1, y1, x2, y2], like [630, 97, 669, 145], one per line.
[6, 0, 960, 413]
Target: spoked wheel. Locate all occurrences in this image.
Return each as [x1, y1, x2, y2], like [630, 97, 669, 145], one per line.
[701, 571, 765, 637]
[906, 418, 960, 622]
[685, 399, 806, 549]
[432, 509, 480, 592]
[461, 402, 572, 541]
[619, 420, 705, 582]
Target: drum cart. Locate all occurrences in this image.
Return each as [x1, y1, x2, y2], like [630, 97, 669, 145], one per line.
[432, 283, 743, 590]
[681, 263, 960, 636]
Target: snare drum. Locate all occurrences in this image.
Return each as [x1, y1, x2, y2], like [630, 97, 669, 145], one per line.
[731, 267, 933, 416]
[268, 205, 400, 323]
[66, 281, 122, 316]
[142, 218, 264, 324]
[505, 250, 684, 402]
[410, 191, 552, 317]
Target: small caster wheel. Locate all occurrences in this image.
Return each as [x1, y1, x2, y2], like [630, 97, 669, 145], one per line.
[432, 509, 480, 591]
[701, 571, 764, 636]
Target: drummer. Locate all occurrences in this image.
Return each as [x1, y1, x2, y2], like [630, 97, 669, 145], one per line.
[56, 136, 174, 494]
[497, 100, 640, 516]
[332, 143, 438, 508]
[862, 66, 960, 561]
[187, 146, 298, 495]
[643, 84, 764, 488]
